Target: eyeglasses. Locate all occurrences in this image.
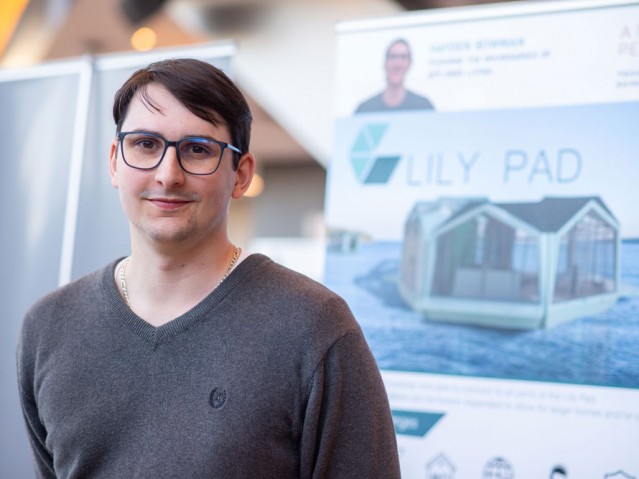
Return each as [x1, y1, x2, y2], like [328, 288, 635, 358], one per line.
[387, 53, 410, 61]
[117, 131, 242, 176]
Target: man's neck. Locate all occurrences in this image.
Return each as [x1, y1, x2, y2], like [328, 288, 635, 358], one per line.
[120, 236, 238, 327]
[383, 84, 407, 108]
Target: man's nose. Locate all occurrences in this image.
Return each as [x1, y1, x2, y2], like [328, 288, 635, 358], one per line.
[154, 145, 185, 185]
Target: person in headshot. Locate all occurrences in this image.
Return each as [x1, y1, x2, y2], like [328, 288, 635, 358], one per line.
[16, 58, 401, 478]
[355, 38, 435, 114]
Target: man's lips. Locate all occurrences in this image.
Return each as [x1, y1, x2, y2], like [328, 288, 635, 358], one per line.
[144, 195, 195, 210]
[150, 199, 189, 210]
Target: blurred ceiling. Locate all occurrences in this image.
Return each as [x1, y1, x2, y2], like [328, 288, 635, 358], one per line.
[396, 0, 512, 8]
[0, 0, 30, 56]
[1, 0, 516, 168]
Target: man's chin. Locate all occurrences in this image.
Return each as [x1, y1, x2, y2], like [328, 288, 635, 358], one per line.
[138, 222, 196, 245]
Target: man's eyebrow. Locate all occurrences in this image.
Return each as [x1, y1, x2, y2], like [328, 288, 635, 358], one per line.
[123, 129, 218, 140]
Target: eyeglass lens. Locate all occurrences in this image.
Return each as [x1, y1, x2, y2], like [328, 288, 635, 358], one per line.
[121, 132, 223, 175]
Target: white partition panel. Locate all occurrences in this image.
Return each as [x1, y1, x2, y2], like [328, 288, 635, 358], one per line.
[0, 62, 82, 477]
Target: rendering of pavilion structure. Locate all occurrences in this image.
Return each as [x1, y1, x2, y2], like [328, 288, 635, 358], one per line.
[398, 197, 620, 329]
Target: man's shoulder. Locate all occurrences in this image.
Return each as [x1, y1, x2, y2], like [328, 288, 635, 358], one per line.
[244, 254, 345, 305]
[404, 90, 435, 109]
[240, 254, 357, 329]
[355, 90, 435, 113]
[354, 92, 386, 113]
[17, 262, 116, 363]
[22, 262, 114, 329]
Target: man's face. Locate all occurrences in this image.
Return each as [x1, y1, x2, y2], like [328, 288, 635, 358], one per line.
[385, 42, 411, 87]
[109, 82, 242, 248]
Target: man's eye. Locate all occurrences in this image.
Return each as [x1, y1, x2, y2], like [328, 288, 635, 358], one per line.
[190, 145, 208, 154]
[131, 137, 161, 150]
[183, 142, 213, 157]
[139, 140, 158, 149]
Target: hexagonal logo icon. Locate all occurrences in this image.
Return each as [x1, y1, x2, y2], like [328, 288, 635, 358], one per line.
[350, 123, 401, 184]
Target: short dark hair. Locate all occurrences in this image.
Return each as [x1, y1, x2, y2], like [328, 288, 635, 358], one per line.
[385, 38, 411, 61]
[112, 58, 252, 169]
[551, 466, 567, 477]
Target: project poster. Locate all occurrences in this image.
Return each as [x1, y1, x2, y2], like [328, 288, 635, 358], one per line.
[326, 1, 639, 477]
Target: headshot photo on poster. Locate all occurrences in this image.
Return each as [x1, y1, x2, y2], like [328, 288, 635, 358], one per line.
[354, 38, 435, 114]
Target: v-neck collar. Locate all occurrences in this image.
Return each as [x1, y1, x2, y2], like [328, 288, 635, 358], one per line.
[103, 254, 267, 348]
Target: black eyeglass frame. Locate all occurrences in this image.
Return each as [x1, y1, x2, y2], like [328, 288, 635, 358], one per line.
[117, 131, 243, 176]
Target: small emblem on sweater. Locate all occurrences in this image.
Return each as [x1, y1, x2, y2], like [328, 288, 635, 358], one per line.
[209, 388, 227, 409]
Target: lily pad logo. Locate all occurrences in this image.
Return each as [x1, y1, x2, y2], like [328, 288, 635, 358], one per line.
[350, 124, 401, 184]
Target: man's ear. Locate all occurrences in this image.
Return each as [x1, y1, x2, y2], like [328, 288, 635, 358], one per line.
[109, 140, 119, 188]
[232, 152, 256, 199]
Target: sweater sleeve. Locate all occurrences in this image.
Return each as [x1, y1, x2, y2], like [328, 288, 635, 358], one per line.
[16, 312, 56, 479]
[299, 330, 401, 479]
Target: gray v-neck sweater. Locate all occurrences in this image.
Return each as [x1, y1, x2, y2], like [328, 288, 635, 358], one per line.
[17, 254, 400, 478]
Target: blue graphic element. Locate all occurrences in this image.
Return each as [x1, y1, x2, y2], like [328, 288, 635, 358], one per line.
[350, 124, 401, 184]
[391, 410, 444, 436]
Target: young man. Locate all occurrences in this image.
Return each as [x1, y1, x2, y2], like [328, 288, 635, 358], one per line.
[17, 59, 401, 478]
[355, 38, 434, 113]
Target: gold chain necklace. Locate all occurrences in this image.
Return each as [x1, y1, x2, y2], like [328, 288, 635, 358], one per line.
[118, 245, 240, 309]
